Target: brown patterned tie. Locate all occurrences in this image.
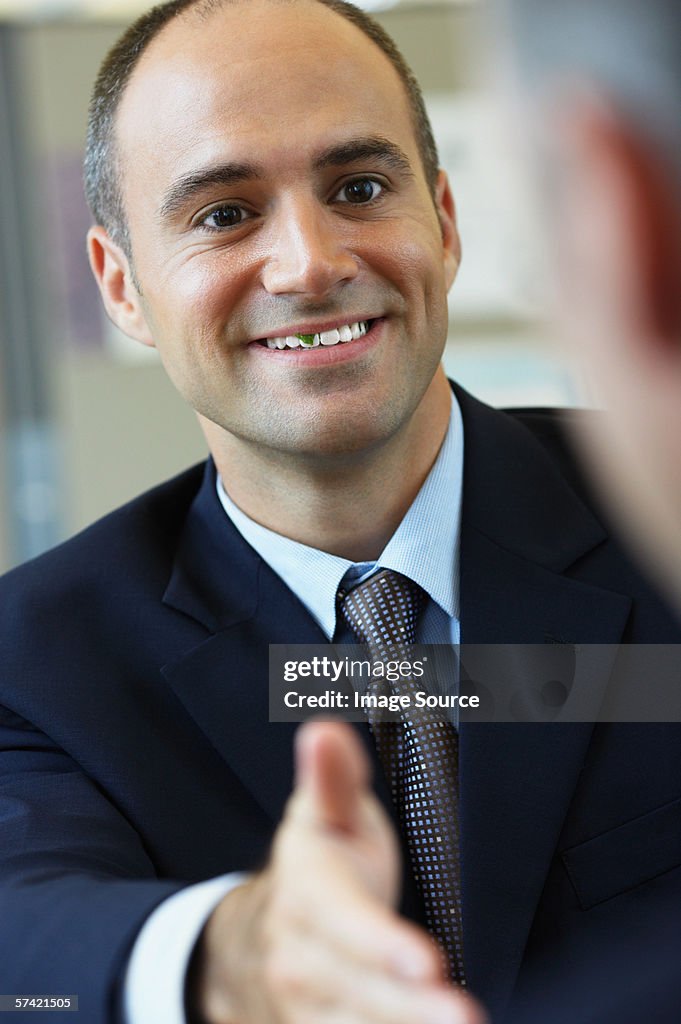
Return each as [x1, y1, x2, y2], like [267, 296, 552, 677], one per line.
[339, 569, 466, 986]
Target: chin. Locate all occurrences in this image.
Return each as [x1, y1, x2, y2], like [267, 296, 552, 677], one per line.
[289, 424, 387, 459]
[269, 413, 402, 464]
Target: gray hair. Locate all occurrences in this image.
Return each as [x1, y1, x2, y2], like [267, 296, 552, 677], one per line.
[501, 0, 681, 176]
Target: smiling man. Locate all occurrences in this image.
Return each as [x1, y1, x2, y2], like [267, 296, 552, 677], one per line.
[1, 1, 680, 1023]
[89, 0, 458, 563]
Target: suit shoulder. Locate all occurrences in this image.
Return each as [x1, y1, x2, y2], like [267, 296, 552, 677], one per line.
[502, 404, 597, 448]
[503, 404, 597, 439]
[502, 405, 601, 502]
[0, 461, 207, 612]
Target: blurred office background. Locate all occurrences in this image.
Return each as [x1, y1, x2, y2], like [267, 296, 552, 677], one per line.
[0, 0, 577, 573]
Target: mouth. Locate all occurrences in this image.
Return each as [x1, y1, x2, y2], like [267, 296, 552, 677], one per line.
[255, 318, 376, 350]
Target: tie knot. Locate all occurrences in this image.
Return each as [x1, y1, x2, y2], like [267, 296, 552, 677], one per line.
[338, 569, 426, 655]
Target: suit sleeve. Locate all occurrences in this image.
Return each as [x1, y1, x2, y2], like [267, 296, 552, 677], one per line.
[0, 707, 184, 1023]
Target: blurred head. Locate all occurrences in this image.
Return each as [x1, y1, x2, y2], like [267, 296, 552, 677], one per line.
[85, 0, 460, 471]
[499, 0, 681, 611]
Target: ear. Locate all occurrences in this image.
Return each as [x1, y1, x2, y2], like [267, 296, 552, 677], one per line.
[557, 99, 681, 358]
[87, 226, 155, 347]
[434, 170, 461, 291]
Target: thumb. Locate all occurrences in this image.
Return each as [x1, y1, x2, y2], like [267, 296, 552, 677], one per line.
[295, 720, 371, 834]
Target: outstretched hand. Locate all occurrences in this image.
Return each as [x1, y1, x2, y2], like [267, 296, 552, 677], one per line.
[195, 720, 484, 1024]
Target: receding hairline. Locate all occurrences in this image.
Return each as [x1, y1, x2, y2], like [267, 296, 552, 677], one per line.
[114, 0, 419, 142]
[97, 0, 438, 252]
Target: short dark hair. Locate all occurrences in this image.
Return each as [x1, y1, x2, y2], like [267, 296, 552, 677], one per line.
[84, 0, 440, 254]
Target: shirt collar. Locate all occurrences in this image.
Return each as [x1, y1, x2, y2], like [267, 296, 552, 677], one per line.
[216, 393, 463, 639]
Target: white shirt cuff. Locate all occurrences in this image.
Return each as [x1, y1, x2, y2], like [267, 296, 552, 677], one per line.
[124, 873, 249, 1024]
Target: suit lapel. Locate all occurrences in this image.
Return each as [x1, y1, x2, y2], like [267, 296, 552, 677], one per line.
[160, 462, 326, 823]
[159, 462, 417, 905]
[455, 387, 632, 1016]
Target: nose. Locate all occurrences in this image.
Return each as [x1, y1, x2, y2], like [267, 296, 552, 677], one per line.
[261, 198, 358, 297]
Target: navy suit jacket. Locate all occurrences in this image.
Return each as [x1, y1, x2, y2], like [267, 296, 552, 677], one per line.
[1, 386, 680, 1023]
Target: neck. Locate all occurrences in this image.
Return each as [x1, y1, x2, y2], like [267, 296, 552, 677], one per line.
[201, 370, 452, 561]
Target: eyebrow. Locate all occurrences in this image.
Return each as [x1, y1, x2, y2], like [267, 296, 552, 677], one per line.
[158, 161, 262, 220]
[312, 136, 414, 177]
[157, 136, 415, 221]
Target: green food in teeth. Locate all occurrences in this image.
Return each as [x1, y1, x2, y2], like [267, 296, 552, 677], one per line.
[296, 333, 316, 346]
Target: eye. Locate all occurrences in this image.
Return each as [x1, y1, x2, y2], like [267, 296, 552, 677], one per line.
[199, 204, 252, 231]
[335, 178, 384, 205]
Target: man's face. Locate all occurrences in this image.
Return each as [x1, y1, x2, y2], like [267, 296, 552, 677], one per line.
[105, 0, 459, 463]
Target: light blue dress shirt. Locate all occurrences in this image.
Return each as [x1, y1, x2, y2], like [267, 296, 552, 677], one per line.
[125, 395, 464, 1024]
[216, 395, 463, 646]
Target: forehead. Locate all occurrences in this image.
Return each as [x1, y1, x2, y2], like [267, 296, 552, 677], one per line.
[115, 0, 418, 189]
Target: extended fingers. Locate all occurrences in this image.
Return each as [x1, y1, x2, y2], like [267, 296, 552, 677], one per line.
[265, 924, 481, 1024]
[268, 837, 439, 984]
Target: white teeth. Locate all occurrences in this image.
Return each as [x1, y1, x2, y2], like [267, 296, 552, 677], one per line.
[263, 320, 372, 349]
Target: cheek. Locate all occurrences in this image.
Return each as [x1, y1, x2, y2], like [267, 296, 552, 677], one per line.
[384, 221, 449, 300]
[174, 256, 234, 311]
[144, 255, 246, 345]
